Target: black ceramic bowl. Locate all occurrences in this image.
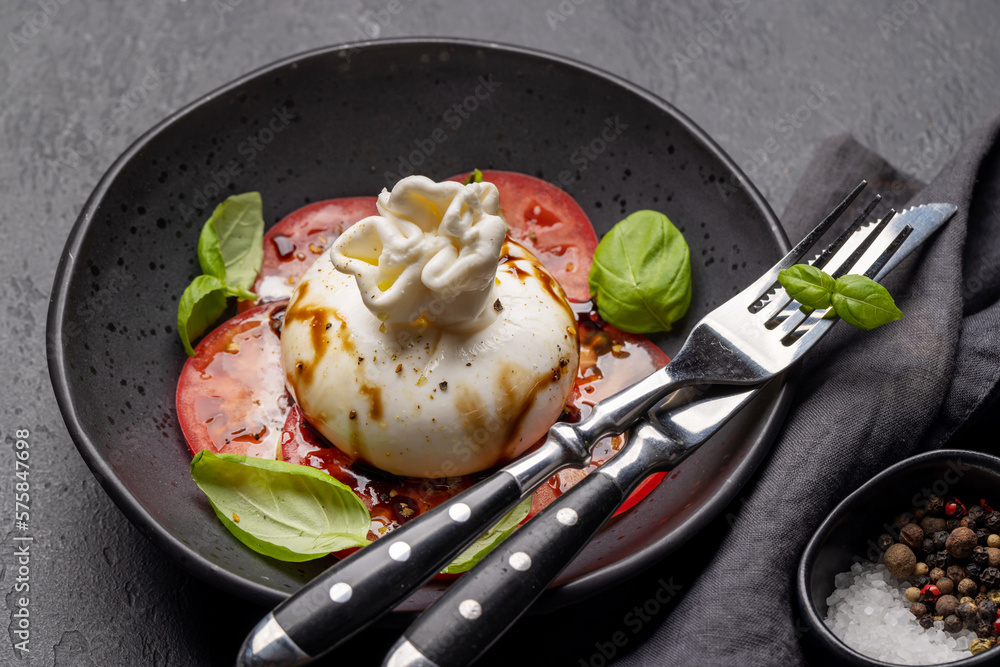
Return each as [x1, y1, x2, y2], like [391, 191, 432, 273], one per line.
[798, 449, 1000, 666]
[48, 38, 793, 611]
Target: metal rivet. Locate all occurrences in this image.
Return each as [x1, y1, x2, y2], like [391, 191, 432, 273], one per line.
[329, 582, 352, 603]
[458, 599, 482, 620]
[389, 541, 411, 562]
[509, 552, 532, 571]
[449, 503, 471, 523]
[556, 508, 578, 526]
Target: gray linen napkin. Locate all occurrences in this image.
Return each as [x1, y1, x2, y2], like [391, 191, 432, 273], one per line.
[612, 117, 1000, 666]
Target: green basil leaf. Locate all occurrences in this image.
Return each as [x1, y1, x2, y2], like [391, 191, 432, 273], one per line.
[177, 274, 230, 356]
[777, 264, 836, 310]
[831, 274, 903, 330]
[197, 216, 227, 280]
[464, 168, 484, 185]
[191, 451, 372, 562]
[588, 210, 692, 333]
[206, 192, 265, 291]
[442, 496, 533, 574]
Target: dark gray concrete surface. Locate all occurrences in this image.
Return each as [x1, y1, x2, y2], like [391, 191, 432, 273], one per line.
[1, 1, 999, 665]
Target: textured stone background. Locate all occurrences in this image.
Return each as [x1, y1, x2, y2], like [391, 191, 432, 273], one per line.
[1, 1, 998, 665]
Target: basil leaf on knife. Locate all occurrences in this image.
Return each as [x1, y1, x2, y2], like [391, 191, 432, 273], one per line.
[588, 210, 692, 334]
[204, 191, 265, 291]
[777, 264, 837, 310]
[831, 274, 903, 330]
[442, 496, 533, 574]
[191, 451, 372, 562]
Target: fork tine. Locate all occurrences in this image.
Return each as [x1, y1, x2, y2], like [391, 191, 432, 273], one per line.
[772, 181, 867, 271]
[828, 209, 897, 279]
[863, 224, 913, 279]
[775, 224, 914, 342]
[755, 193, 883, 321]
[811, 194, 882, 271]
[747, 180, 866, 308]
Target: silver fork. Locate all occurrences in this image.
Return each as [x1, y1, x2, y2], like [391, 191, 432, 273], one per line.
[383, 201, 960, 667]
[238, 182, 911, 667]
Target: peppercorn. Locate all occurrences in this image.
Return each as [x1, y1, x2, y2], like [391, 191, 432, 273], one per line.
[922, 516, 947, 535]
[900, 523, 924, 550]
[919, 615, 935, 629]
[986, 511, 1000, 533]
[937, 577, 955, 595]
[925, 552, 945, 570]
[914, 508, 926, 521]
[929, 567, 946, 583]
[947, 518, 961, 532]
[966, 563, 983, 580]
[937, 594, 960, 617]
[914, 562, 929, 576]
[905, 587, 922, 603]
[943, 614, 963, 632]
[989, 534, 1000, 549]
[877, 533, 894, 551]
[961, 517, 978, 531]
[885, 543, 917, 578]
[909, 574, 930, 589]
[909, 601, 927, 617]
[979, 598, 997, 620]
[973, 545, 991, 566]
[958, 600, 980, 621]
[991, 590, 1000, 605]
[982, 567, 1000, 586]
[948, 527, 979, 558]
[933, 530, 951, 551]
[974, 618, 994, 639]
[921, 538, 935, 554]
[969, 505, 986, 522]
[959, 578, 980, 597]
[922, 584, 942, 603]
[977, 529, 990, 546]
[926, 495, 945, 515]
[936, 549, 955, 568]
[971, 637, 994, 654]
[947, 564, 966, 582]
[988, 548, 1000, 568]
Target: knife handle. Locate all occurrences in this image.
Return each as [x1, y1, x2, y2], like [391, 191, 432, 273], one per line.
[268, 470, 524, 660]
[386, 469, 633, 667]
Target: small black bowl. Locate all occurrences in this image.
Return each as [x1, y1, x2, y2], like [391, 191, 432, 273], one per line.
[797, 449, 1000, 666]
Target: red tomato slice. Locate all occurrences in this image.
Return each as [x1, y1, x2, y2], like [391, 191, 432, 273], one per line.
[448, 170, 599, 302]
[239, 197, 378, 312]
[176, 300, 290, 459]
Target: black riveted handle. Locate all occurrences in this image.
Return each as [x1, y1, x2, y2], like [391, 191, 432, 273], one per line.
[272, 470, 523, 659]
[399, 471, 628, 667]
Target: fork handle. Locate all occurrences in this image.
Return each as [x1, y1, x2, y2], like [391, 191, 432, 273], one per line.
[384, 423, 672, 667]
[386, 470, 632, 667]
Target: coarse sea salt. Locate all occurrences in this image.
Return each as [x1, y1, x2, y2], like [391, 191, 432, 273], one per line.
[824, 562, 977, 665]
